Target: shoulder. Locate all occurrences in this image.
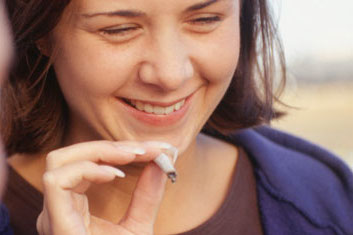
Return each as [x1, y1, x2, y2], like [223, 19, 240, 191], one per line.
[0, 204, 13, 235]
[229, 126, 353, 234]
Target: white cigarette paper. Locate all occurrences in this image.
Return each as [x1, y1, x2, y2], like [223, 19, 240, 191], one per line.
[154, 153, 177, 183]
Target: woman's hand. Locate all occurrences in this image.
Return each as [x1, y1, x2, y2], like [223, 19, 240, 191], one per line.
[36, 141, 169, 235]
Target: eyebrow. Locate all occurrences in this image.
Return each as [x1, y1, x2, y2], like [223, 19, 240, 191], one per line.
[81, 0, 220, 19]
[185, 0, 220, 12]
[81, 10, 145, 18]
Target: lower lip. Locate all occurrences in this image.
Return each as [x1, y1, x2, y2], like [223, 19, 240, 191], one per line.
[118, 95, 193, 126]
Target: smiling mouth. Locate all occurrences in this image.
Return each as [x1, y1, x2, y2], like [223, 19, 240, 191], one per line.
[123, 98, 186, 115]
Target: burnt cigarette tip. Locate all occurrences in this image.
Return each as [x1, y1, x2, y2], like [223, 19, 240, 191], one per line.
[167, 172, 177, 183]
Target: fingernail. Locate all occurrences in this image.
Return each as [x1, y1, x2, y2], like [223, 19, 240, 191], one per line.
[100, 165, 126, 178]
[115, 145, 146, 155]
[143, 141, 173, 150]
[143, 141, 179, 163]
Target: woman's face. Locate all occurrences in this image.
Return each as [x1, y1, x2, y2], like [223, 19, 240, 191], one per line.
[52, 0, 240, 153]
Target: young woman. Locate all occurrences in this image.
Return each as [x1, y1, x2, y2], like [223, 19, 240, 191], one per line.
[1, 0, 352, 234]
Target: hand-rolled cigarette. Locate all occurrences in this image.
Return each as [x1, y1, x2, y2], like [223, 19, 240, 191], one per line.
[153, 153, 177, 183]
[164, 146, 179, 164]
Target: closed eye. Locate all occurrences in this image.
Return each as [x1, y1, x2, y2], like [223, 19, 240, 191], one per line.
[101, 26, 139, 35]
[99, 24, 142, 42]
[187, 15, 223, 33]
[190, 15, 221, 25]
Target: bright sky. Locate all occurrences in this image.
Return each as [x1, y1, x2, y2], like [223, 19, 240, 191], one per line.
[272, 0, 353, 62]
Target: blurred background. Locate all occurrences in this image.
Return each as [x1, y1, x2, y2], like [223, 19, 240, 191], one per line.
[270, 0, 353, 169]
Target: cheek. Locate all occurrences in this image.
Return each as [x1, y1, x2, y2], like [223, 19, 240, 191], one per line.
[192, 23, 240, 85]
[53, 34, 140, 98]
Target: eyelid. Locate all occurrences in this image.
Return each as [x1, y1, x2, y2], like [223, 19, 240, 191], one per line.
[100, 23, 140, 33]
[98, 23, 143, 42]
[187, 13, 223, 22]
[184, 13, 223, 33]
[189, 15, 221, 24]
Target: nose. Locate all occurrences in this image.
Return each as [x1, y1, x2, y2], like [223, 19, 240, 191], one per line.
[138, 31, 194, 91]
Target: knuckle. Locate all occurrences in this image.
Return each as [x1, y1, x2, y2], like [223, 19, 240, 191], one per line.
[42, 171, 57, 187]
[134, 187, 156, 204]
[79, 160, 95, 169]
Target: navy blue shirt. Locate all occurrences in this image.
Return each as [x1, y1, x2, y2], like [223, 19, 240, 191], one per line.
[232, 126, 353, 235]
[0, 204, 12, 235]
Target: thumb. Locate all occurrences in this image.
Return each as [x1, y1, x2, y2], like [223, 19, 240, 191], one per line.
[120, 162, 167, 234]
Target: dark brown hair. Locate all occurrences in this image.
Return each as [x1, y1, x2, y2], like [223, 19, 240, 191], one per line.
[1, 0, 286, 155]
[206, 0, 286, 132]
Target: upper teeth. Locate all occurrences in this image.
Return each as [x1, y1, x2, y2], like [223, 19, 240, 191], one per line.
[131, 99, 186, 115]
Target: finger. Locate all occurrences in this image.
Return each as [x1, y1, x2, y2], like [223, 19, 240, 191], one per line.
[43, 161, 123, 193]
[90, 216, 135, 235]
[46, 140, 159, 170]
[40, 162, 124, 235]
[36, 210, 48, 235]
[37, 207, 88, 235]
[120, 162, 167, 234]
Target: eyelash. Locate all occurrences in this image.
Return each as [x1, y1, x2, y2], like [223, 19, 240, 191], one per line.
[189, 15, 221, 25]
[101, 26, 138, 35]
[100, 16, 221, 36]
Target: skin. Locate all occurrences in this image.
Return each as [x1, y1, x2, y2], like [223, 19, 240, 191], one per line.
[53, 0, 240, 152]
[9, 0, 242, 234]
[0, 0, 13, 198]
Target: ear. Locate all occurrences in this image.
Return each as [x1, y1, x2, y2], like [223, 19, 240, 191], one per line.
[36, 37, 51, 57]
